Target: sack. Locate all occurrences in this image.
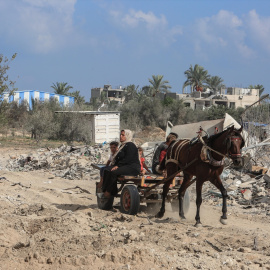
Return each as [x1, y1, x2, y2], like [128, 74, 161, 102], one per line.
[200, 146, 209, 162]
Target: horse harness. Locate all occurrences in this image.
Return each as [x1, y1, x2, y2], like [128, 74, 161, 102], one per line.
[164, 132, 243, 169]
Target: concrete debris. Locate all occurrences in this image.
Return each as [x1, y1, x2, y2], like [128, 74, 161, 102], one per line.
[195, 144, 270, 212]
[5, 144, 111, 180]
[4, 140, 270, 214]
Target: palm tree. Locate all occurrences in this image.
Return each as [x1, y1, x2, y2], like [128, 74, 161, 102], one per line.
[206, 76, 225, 95]
[69, 91, 85, 105]
[51, 82, 73, 95]
[124, 84, 139, 102]
[182, 64, 210, 93]
[148, 75, 171, 97]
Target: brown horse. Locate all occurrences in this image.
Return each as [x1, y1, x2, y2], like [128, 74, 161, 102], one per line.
[156, 125, 245, 227]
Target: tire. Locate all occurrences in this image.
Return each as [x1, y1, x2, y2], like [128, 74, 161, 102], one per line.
[120, 185, 140, 215]
[96, 185, 114, 210]
[171, 189, 190, 214]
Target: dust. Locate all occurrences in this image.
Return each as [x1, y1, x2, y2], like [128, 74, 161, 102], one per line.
[0, 147, 270, 269]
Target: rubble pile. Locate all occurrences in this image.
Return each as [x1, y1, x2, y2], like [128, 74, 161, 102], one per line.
[6, 144, 111, 180]
[202, 146, 270, 214]
[5, 142, 155, 181]
[4, 141, 270, 213]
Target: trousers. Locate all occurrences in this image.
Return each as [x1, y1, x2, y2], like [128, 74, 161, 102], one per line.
[102, 165, 140, 196]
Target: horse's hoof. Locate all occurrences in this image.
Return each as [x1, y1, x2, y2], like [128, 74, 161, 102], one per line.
[194, 223, 202, 228]
[220, 218, 228, 225]
[155, 212, 164, 218]
[180, 215, 186, 220]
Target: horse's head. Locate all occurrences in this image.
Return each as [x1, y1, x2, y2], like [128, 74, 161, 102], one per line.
[226, 125, 245, 166]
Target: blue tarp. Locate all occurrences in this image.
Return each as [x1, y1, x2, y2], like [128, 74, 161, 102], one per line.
[244, 122, 268, 128]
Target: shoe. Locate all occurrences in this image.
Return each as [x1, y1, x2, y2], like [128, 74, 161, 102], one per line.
[96, 193, 105, 198]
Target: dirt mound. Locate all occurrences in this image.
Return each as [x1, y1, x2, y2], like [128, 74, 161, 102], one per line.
[1, 146, 270, 269]
[134, 126, 165, 144]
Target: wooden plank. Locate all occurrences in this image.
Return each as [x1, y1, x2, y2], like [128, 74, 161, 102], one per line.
[172, 177, 175, 187]
[141, 176, 145, 186]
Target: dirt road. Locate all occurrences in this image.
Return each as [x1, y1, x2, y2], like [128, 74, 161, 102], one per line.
[0, 147, 270, 270]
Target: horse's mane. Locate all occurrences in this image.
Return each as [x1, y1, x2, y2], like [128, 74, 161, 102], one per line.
[205, 128, 229, 144]
[206, 126, 242, 145]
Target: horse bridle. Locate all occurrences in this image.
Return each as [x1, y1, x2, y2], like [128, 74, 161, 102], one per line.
[200, 132, 244, 161]
[228, 135, 244, 159]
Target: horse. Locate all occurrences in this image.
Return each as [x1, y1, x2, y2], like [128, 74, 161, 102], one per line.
[156, 125, 245, 227]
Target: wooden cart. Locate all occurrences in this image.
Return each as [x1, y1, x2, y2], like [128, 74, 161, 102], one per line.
[92, 164, 190, 215]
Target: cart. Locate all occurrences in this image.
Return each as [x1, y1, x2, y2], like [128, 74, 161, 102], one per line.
[92, 164, 190, 215]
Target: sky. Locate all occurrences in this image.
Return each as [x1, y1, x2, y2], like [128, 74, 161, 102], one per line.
[1, 0, 270, 101]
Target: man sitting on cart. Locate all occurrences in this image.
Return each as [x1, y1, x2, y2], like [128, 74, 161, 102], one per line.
[151, 132, 178, 175]
[99, 129, 141, 198]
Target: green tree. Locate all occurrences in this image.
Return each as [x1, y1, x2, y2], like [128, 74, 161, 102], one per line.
[51, 82, 73, 95]
[249, 84, 264, 97]
[54, 109, 92, 144]
[124, 84, 139, 102]
[69, 90, 85, 105]
[0, 53, 17, 98]
[166, 99, 186, 125]
[25, 102, 56, 140]
[148, 75, 171, 97]
[140, 85, 152, 97]
[206, 105, 227, 120]
[182, 64, 210, 93]
[206, 76, 225, 95]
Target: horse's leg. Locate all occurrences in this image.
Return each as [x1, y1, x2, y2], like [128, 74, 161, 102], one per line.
[155, 164, 175, 218]
[155, 180, 172, 218]
[178, 173, 192, 219]
[210, 175, 228, 225]
[195, 179, 204, 227]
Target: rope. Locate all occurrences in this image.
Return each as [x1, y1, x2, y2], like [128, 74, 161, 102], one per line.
[198, 136, 228, 159]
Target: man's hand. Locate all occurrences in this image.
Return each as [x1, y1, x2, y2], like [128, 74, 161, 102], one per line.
[162, 170, 167, 178]
[111, 166, 118, 171]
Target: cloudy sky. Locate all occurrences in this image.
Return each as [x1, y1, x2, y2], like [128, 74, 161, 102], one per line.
[1, 0, 270, 101]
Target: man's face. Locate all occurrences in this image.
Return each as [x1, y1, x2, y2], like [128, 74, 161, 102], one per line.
[110, 145, 118, 154]
[120, 131, 126, 142]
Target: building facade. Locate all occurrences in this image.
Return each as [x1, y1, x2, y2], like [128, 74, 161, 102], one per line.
[2, 90, 74, 109]
[90, 84, 260, 110]
[172, 87, 260, 110]
[91, 85, 125, 104]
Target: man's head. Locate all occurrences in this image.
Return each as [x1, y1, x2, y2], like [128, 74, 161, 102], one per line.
[166, 132, 178, 143]
[109, 141, 119, 154]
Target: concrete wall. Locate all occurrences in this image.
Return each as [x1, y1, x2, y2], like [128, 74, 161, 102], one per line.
[93, 113, 120, 143]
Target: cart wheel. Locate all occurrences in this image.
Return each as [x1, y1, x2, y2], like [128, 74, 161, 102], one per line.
[96, 185, 114, 210]
[171, 189, 190, 214]
[120, 185, 140, 215]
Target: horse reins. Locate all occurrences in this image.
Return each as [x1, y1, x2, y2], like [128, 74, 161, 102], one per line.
[198, 136, 229, 159]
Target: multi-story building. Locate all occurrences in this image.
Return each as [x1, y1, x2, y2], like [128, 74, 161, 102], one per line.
[168, 87, 260, 110]
[91, 84, 260, 110]
[91, 85, 125, 104]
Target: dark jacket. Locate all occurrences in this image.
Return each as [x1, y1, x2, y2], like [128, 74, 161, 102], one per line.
[114, 142, 141, 170]
[152, 142, 167, 171]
